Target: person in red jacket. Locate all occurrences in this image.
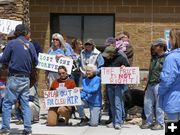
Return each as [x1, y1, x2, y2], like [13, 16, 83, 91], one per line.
[47, 66, 76, 126]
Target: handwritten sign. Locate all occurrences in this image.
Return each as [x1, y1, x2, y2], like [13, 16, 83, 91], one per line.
[101, 67, 140, 84]
[44, 88, 81, 108]
[36, 53, 73, 74]
[0, 19, 22, 34]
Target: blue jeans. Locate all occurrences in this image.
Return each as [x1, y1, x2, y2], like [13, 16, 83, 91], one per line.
[107, 84, 124, 126]
[1, 76, 31, 132]
[144, 84, 164, 125]
[77, 100, 101, 126]
[0, 82, 6, 110]
[166, 113, 180, 121]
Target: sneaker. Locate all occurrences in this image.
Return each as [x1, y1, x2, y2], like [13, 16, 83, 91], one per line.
[140, 123, 153, 129]
[0, 129, 10, 135]
[106, 122, 114, 128]
[21, 130, 32, 135]
[77, 117, 89, 126]
[114, 124, 121, 130]
[151, 124, 164, 130]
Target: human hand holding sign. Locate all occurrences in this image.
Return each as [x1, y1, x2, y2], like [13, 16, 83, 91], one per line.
[74, 87, 83, 93]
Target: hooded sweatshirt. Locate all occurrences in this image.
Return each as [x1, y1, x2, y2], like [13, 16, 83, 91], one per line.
[158, 48, 180, 113]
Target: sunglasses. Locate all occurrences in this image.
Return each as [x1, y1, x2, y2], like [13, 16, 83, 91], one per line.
[59, 72, 66, 75]
[53, 38, 59, 41]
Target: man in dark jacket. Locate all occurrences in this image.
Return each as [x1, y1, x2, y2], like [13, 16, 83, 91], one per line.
[103, 46, 130, 130]
[140, 38, 167, 130]
[0, 24, 38, 135]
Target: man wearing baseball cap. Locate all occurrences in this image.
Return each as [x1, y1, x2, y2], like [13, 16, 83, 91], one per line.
[102, 45, 130, 130]
[0, 24, 38, 135]
[141, 38, 167, 130]
[79, 38, 104, 77]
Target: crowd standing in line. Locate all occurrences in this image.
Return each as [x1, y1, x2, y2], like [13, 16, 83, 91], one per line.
[0, 23, 179, 134]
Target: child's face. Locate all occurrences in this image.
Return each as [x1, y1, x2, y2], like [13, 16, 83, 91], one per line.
[121, 35, 129, 41]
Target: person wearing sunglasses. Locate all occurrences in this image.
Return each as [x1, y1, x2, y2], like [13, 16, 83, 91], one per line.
[45, 33, 72, 89]
[46, 65, 76, 126]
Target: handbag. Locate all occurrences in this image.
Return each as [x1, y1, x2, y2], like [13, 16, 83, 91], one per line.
[18, 39, 37, 88]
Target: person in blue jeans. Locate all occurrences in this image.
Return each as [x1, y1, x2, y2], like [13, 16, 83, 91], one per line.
[76, 64, 102, 126]
[140, 38, 167, 130]
[0, 24, 38, 135]
[158, 29, 180, 122]
[102, 46, 130, 130]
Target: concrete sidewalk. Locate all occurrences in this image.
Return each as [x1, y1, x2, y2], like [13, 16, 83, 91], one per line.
[0, 112, 164, 135]
[0, 99, 164, 135]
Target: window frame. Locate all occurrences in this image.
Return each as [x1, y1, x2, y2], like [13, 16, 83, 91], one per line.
[50, 13, 115, 51]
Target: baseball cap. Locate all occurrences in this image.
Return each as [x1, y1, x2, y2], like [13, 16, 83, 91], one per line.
[84, 39, 95, 46]
[102, 46, 117, 58]
[152, 38, 167, 46]
[14, 24, 29, 36]
[104, 37, 116, 46]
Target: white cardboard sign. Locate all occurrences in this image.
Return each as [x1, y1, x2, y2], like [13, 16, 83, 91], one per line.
[36, 53, 73, 74]
[101, 67, 140, 84]
[0, 19, 22, 34]
[44, 87, 81, 108]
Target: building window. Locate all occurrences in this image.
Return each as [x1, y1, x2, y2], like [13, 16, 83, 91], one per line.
[50, 14, 115, 51]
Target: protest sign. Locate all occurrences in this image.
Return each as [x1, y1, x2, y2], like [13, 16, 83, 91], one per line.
[101, 67, 140, 84]
[36, 53, 73, 74]
[44, 87, 81, 108]
[0, 19, 22, 34]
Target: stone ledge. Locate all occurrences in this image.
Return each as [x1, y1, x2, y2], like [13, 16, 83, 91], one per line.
[0, 0, 15, 5]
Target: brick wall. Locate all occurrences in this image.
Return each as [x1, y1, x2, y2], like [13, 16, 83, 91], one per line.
[0, 0, 30, 26]
[29, 0, 180, 95]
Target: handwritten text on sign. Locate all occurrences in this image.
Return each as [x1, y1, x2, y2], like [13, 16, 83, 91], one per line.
[101, 67, 140, 84]
[44, 88, 81, 108]
[0, 19, 22, 34]
[36, 53, 73, 74]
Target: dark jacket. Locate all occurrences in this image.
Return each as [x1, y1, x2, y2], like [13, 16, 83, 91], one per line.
[148, 54, 165, 84]
[104, 53, 130, 67]
[0, 36, 38, 75]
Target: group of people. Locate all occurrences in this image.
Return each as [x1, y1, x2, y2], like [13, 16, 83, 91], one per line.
[0, 23, 180, 135]
[141, 29, 180, 130]
[44, 30, 134, 129]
